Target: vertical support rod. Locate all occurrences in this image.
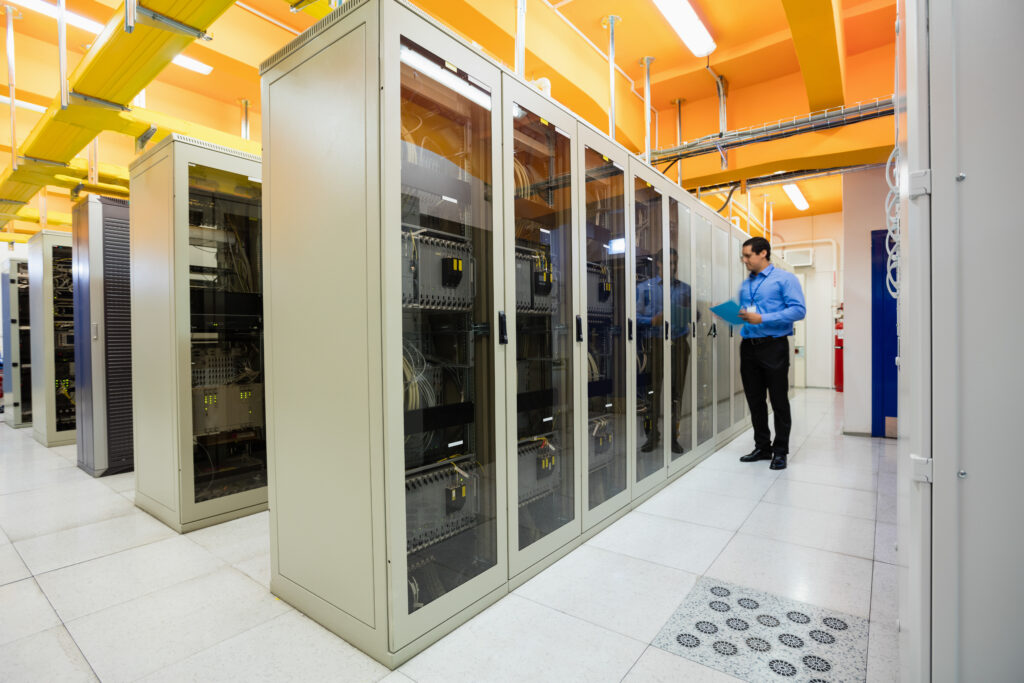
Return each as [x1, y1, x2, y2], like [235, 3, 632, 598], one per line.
[514, 0, 526, 77]
[643, 56, 651, 162]
[88, 139, 98, 184]
[768, 201, 774, 243]
[39, 190, 46, 229]
[762, 194, 768, 238]
[6, 5, 17, 172]
[124, 0, 136, 33]
[705, 64, 727, 169]
[603, 15, 621, 140]
[240, 99, 250, 140]
[672, 98, 683, 184]
[58, 0, 68, 108]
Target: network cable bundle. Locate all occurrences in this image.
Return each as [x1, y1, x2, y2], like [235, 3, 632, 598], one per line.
[1, 257, 31, 427]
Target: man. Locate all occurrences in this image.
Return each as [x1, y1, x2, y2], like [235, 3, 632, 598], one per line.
[637, 248, 692, 454]
[736, 236, 806, 470]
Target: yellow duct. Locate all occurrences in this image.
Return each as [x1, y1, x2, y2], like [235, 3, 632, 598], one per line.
[52, 175, 130, 198]
[0, 0, 242, 229]
[0, 206, 72, 226]
[0, 233, 32, 243]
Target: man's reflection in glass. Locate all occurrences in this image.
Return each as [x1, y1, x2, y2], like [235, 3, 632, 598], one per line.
[637, 248, 692, 453]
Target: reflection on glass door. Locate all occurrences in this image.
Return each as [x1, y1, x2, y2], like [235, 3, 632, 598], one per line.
[732, 235, 747, 423]
[695, 216, 714, 446]
[510, 102, 574, 551]
[634, 179, 664, 481]
[670, 199, 693, 458]
[399, 38, 497, 614]
[584, 147, 627, 509]
[713, 226, 731, 433]
[187, 165, 265, 504]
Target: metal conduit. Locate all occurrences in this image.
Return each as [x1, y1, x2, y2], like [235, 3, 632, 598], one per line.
[694, 163, 885, 195]
[652, 96, 895, 165]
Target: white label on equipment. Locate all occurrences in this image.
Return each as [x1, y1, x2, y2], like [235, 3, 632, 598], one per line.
[448, 440, 464, 448]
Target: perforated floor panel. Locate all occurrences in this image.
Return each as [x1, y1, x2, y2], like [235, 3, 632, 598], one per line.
[653, 577, 869, 682]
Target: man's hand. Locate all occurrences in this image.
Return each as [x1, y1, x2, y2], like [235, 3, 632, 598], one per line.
[738, 310, 763, 325]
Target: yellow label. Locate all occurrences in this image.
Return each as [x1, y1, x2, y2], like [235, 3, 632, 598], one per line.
[540, 118, 549, 126]
[444, 61, 457, 72]
[602, 155, 609, 162]
[461, 485, 466, 496]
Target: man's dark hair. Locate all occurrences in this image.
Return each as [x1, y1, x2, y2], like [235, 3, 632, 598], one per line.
[743, 236, 771, 260]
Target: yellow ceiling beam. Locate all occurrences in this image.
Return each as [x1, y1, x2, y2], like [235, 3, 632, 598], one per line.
[781, 0, 847, 110]
[0, 206, 72, 227]
[0, 0, 241, 230]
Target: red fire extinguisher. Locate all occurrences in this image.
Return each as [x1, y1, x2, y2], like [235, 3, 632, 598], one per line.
[834, 306, 844, 392]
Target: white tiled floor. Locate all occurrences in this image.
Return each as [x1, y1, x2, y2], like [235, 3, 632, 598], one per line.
[0, 389, 900, 682]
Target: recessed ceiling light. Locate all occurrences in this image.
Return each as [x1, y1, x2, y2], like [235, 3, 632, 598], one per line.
[651, 0, 716, 58]
[171, 55, 214, 75]
[783, 183, 810, 211]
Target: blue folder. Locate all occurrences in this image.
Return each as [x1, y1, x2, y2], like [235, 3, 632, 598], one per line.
[710, 300, 745, 327]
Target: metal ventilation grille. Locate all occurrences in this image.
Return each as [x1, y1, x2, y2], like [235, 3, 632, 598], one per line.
[103, 212, 135, 472]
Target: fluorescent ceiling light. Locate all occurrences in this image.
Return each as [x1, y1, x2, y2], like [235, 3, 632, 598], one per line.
[783, 183, 809, 211]
[171, 55, 213, 75]
[400, 45, 491, 111]
[11, 0, 212, 75]
[11, 0, 103, 33]
[609, 237, 626, 254]
[651, 0, 716, 58]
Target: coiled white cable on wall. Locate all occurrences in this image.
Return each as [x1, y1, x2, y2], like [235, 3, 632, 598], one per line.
[884, 145, 901, 299]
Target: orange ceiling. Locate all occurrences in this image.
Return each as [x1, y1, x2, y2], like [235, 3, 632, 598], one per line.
[1, 0, 896, 233]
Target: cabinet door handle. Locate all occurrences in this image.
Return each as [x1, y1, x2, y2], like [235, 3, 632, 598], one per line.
[627, 318, 634, 341]
[498, 311, 508, 344]
[665, 321, 670, 340]
[576, 315, 583, 342]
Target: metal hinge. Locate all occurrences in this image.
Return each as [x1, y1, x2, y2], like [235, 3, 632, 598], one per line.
[909, 169, 931, 198]
[910, 453, 933, 483]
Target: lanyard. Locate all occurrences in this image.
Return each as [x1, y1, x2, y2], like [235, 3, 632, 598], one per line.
[747, 266, 773, 307]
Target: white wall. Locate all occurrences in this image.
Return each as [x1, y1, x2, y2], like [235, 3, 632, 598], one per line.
[774, 213, 843, 389]
[842, 168, 888, 435]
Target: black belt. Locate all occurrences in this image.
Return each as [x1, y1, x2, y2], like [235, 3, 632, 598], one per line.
[742, 336, 787, 346]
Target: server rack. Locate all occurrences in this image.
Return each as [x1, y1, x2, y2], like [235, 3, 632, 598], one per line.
[28, 231, 75, 447]
[73, 195, 134, 476]
[129, 135, 266, 532]
[1, 257, 31, 427]
[260, 0, 748, 667]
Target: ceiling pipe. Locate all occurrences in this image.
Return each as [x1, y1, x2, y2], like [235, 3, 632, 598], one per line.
[641, 57, 654, 162]
[694, 162, 886, 194]
[705, 62, 727, 169]
[6, 5, 19, 173]
[671, 98, 684, 184]
[602, 15, 621, 140]
[515, 0, 527, 77]
[653, 96, 894, 165]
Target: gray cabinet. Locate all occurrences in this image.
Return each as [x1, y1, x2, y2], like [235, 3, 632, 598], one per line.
[28, 231, 75, 447]
[1, 256, 31, 428]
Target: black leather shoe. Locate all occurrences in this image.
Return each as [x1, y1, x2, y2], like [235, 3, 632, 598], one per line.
[641, 439, 660, 453]
[739, 448, 772, 462]
[671, 441, 685, 454]
[770, 453, 788, 470]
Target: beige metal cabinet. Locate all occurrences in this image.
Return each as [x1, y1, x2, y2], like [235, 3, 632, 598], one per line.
[2, 256, 31, 428]
[129, 135, 266, 533]
[260, 0, 749, 668]
[28, 231, 75, 447]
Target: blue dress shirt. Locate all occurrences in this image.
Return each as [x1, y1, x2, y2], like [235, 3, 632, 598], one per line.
[737, 264, 806, 339]
[636, 276, 692, 339]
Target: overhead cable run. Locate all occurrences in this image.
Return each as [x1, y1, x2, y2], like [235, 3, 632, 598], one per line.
[652, 96, 895, 166]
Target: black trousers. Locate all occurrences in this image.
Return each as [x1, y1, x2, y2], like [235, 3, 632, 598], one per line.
[740, 337, 792, 454]
[647, 337, 690, 441]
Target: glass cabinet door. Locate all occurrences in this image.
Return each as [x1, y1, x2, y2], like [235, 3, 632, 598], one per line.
[52, 246, 75, 433]
[583, 147, 627, 511]
[732, 234, 747, 423]
[713, 224, 732, 433]
[695, 215, 714, 447]
[17, 261, 32, 423]
[670, 199, 693, 458]
[398, 37, 497, 614]
[187, 165, 266, 505]
[634, 179, 664, 482]
[509, 101, 575, 552]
